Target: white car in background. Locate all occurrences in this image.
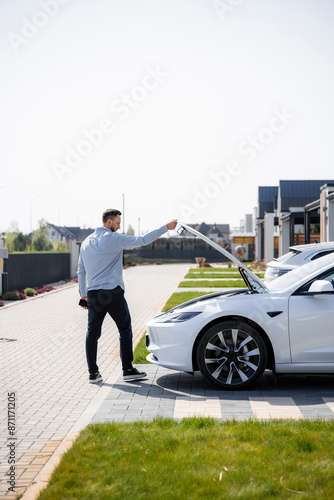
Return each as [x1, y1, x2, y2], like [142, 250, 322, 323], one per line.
[264, 242, 334, 282]
[146, 224, 334, 390]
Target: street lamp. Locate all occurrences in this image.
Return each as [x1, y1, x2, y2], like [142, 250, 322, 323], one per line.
[0, 186, 6, 234]
[122, 193, 125, 234]
[30, 194, 42, 250]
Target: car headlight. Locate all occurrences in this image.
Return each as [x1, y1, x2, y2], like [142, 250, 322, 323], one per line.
[155, 311, 202, 323]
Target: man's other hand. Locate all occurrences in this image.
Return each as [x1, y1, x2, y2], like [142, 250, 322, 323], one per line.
[80, 296, 88, 309]
[166, 219, 178, 230]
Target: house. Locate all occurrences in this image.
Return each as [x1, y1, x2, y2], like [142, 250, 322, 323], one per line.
[255, 180, 334, 263]
[186, 222, 230, 244]
[47, 224, 94, 244]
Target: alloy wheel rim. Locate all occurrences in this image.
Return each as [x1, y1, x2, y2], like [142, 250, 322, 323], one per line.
[204, 328, 261, 385]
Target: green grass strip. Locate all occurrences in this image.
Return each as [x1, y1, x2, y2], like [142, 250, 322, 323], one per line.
[179, 280, 246, 288]
[133, 292, 209, 364]
[37, 419, 334, 500]
[133, 335, 150, 364]
[184, 272, 265, 279]
[162, 291, 209, 311]
[185, 272, 240, 279]
[188, 267, 238, 272]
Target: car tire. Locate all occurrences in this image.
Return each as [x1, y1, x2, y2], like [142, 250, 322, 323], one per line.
[197, 320, 267, 390]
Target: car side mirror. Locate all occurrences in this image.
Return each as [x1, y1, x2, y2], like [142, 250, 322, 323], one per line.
[308, 280, 333, 294]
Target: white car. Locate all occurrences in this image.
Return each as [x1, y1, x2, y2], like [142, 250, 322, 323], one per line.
[146, 223, 334, 390]
[264, 242, 334, 282]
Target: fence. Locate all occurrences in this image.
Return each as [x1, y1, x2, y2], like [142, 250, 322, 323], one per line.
[3, 253, 70, 291]
[124, 237, 231, 263]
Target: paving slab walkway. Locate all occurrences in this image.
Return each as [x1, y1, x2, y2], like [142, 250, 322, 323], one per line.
[1, 263, 334, 499]
[0, 264, 189, 500]
[92, 366, 334, 423]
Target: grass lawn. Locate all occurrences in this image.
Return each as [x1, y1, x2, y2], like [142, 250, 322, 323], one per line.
[162, 291, 210, 311]
[133, 291, 209, 364]
[179, 280, 246, 288]
[185, 272, 240, 279]
[184, 272, 265, 279]
[188, 267, 238, 273]
[37, 418, 334, 500]
[124, 257, 191, 265]
[133, 335, 150, 364]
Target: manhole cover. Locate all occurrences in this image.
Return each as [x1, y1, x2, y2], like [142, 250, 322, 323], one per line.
[0, 338, 17, 342]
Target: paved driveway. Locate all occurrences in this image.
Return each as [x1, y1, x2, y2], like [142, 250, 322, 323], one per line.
[92, 366, 334, 423]
[1, 262, 334, 500]
[0, 264, 189, 499]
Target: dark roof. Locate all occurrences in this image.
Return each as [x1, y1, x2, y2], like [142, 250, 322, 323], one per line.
[48, 224, 76, 240]
[48, 224, 94, 242]
[258, 186, 278, 218]
[188, 223, 230, 237]
[65, 226, 94, 242]
[279, 180, 334, 212]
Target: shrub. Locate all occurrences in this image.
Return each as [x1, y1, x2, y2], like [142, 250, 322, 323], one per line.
[34, 285, 54, 295]
[52, 240, 68, 252]
[18, 290, 26, 300]
[24, 287, 36, 297]
[2, 291, 21, 301]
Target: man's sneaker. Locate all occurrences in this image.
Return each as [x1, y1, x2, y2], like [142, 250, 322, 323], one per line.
[89, 372, 103, 384]
[123, 367, 147, 381]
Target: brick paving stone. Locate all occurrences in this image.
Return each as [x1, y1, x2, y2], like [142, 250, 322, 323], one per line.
[92, 368, 334, 425]
[0, 264, 189, 499]
[2, 264, 334, 500]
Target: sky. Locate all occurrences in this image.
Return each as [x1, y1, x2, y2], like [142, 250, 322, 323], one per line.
[1, 0, 334, 235]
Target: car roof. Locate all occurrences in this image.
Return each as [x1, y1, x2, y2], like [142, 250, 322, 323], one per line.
[267, 252, 334, 292]
[289, 241, 334, 252]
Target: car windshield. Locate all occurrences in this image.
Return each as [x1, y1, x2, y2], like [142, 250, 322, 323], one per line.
[267, 253, 334, 292]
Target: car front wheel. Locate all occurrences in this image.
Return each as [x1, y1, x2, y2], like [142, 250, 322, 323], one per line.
[197, 320, 267, 390]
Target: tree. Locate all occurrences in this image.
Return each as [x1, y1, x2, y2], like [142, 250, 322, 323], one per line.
[126, 224, 135, 236]
[7, 220, 20, 233]
[32, 219, 52, 251]
[4, 232, 17, 252]
[4, 221, 29, 252]
[13, 232, 29, 251]
[52, 240, 68, 252]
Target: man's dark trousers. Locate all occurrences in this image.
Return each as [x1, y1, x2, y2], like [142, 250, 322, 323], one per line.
[86, 287, 133, 374]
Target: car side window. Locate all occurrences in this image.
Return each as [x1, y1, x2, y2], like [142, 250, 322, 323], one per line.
[310, 249, 334, 261]
[296, 269, 334, 293]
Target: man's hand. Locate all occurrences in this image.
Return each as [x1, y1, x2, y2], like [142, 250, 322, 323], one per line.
[80, 296, 88, 309]
[166, 219, 178, 230]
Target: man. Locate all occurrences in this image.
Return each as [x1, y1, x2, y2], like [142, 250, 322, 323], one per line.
[78, 208, 178, 384]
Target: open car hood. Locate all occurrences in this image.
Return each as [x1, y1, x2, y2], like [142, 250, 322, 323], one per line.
[179, 223, 268, 294]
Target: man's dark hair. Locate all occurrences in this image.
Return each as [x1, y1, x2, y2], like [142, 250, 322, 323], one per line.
[102, 209, 122, 223]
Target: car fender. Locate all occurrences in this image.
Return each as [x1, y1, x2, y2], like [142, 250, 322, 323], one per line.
[191, 293, 291, 368]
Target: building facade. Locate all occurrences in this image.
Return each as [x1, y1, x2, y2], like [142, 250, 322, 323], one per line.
[255, 180, 334, 263]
